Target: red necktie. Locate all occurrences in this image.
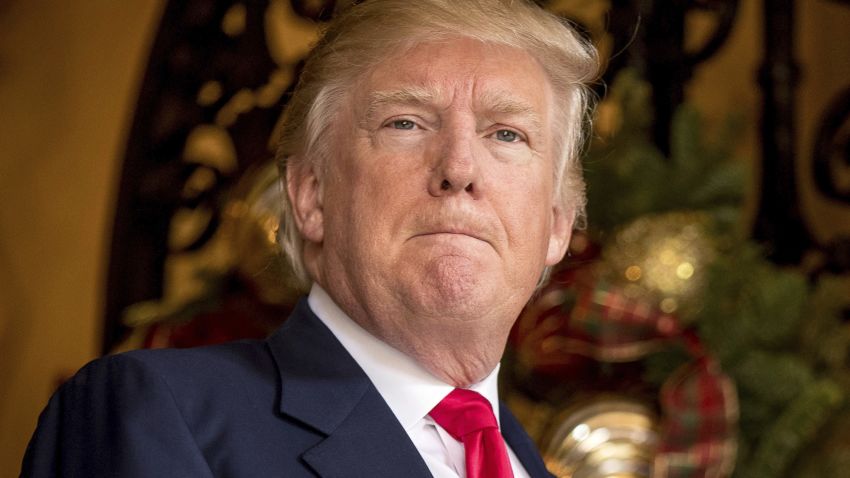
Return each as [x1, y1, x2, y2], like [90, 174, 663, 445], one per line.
[429, 388, 514, 478]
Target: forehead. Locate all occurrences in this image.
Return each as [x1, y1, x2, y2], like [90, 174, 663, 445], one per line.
[354, 37, 554, 116]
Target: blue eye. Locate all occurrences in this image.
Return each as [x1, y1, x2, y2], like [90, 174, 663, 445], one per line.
[494, 129, 520, 142]
[390, 119, 416, 130]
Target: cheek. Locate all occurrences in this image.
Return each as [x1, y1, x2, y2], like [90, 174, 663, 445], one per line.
[347, 140, 427, 209]
[499, 171, 555, 248]
[327, 160, 415, 245]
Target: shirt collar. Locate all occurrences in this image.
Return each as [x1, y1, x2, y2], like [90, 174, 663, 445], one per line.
[307, 283, 502, 431]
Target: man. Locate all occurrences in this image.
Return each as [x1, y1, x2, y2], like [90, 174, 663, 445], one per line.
[22, 0, 597, 476]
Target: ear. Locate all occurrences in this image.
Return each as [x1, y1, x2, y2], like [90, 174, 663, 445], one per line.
[545, 204, 574, 266]
[286, 160, 324, 244]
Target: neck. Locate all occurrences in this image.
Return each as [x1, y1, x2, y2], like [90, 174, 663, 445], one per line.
[310, 282, 509, 388]
[338, 295, 514, 388]
[389, 327, 509, 388]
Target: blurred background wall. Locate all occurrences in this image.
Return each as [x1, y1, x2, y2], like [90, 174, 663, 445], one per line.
[0, 1, 163, 472]
[0, 0, 848, 474]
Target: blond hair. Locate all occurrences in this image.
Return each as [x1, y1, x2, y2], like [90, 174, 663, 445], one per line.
[276, 0, 598, 285]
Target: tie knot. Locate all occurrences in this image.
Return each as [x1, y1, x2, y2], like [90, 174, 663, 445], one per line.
[429, 388, 498, 440]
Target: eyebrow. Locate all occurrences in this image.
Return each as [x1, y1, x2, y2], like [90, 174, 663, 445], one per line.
[363, 86, 544, 134]
[363, 87, 441, 124]
[477, 89, 544, 134]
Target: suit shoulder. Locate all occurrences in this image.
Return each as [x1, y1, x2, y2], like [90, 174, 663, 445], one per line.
[96, 340, 277, 395]
[52, 340, 276, 417]
[22, 347, 245, 477]
[114, 339, 272, 374]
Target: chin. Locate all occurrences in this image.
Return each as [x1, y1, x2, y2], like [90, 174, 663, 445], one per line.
[406, 255, 502, 318]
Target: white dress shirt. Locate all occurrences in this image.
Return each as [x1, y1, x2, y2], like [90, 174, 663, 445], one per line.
[309, 284, 530, 478]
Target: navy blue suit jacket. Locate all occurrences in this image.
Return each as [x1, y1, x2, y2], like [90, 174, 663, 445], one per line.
[22, 300, 553, 477]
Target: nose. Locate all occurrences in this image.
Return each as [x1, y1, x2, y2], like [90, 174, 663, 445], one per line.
[428, 127, 480, 197]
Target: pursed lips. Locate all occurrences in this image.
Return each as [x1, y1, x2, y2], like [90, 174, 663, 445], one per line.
[412, 226, 492, 248]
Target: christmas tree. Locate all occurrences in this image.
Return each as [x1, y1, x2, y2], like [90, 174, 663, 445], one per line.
[510, 70, 850, 478]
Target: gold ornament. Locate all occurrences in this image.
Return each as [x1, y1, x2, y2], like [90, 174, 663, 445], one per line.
[598, 212, 716, 319]
[544, 398, 659, 478]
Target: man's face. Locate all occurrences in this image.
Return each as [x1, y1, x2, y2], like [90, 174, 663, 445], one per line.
[292, 37, 573, 351]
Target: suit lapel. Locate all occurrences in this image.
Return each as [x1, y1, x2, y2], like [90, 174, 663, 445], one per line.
[500, 402, 555, 478]
[301, 385, 433, 477]
[267, 300, 432, 478]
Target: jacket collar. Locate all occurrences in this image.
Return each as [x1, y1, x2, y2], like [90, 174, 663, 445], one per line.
[268, 299, 553, 478]
[267, 299, 433, 477]
[500, 402, 555, 478]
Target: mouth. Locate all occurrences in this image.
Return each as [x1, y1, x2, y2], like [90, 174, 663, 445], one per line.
[414, 228, 490, 246]
[409, 210, 497, 249]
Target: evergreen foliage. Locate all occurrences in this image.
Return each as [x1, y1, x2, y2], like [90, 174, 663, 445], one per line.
[582, 70, 850, 477]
